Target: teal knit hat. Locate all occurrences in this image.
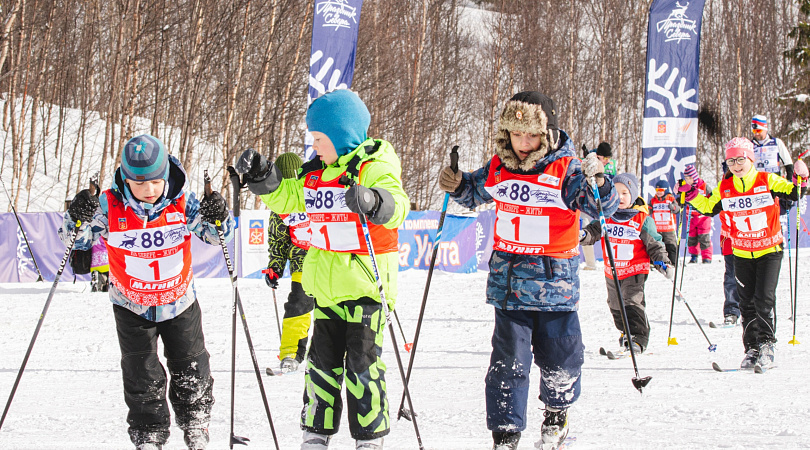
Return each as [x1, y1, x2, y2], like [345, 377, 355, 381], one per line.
[306, 89, 370, 157]
[121, 134, 169, 181]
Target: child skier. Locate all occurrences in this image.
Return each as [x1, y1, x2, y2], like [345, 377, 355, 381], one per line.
[438, 91, 618, 450]
[683, 164, 713, 263]
[236, 89, 409, 450]
[264, 152, 315, 374]
[59, 134, 233, 450]
[680, 137, 808, 370]
[580, 173, 673, 354]
[649, 179, 680, 267]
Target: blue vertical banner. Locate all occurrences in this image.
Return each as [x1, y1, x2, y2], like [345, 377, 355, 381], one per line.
[641, 0, 706, 199]
[306, 0, 364, 159]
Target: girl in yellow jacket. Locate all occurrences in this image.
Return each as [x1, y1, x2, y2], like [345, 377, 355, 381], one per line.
[680, 137, 808, 370]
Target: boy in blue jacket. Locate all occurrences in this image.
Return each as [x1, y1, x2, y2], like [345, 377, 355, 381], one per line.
[439, 92, 618, 450]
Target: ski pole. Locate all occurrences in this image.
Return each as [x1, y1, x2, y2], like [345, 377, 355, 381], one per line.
[667, 187, 690, 346]
[261, 268, 283, 341]
[208, 169, 280, 450]
[0, 221, 80, 430]
[1, 178, 44, 282]
[392, 309, 413, 352]
[790, 176, 803, 345]
[788, 212, 794, 320]
[590, 176, 651, 393]
[344, 178, 425, 449]
[663, 275, 716, 351]
[398, 145, 458, 421]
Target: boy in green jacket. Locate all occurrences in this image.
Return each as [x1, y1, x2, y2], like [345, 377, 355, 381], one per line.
[236, 89, 409, 450]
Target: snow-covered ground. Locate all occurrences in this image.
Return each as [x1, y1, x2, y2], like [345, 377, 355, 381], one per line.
[2, 256, 810, 449]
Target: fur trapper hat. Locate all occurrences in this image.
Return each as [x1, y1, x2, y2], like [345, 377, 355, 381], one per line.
[494, 91, 558, 172]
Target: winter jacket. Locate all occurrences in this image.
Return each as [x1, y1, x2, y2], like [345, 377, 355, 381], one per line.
[449, 130, 619, 311]
[580, 207, 670, 268]
[258, 138, 409, 309]
[687, 166, 799, 259]
[58, 155, 234, 321]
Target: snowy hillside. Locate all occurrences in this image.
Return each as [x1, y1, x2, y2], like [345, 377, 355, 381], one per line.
[2, 256, 810, 449]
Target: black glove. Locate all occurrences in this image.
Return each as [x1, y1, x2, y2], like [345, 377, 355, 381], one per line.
[199, 191, 229, 224]
[345, 184, 397, 225]
[235, 148, 280, 195]
[263, 268, 279, 289]
[69, 189, 100, 223]
[346, 185, 379, 216]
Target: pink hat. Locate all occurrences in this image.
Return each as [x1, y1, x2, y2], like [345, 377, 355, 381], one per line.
[725, 137, 755, 161]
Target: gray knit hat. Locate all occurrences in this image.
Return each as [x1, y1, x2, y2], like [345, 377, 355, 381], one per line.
[613, 173, 639, 202]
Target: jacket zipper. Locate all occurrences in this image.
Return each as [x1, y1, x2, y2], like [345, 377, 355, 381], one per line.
[351, 253, 376, 284]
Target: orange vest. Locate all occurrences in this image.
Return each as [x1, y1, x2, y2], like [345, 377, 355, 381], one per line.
[303, 165, 399, 254]
[719, 171, 783, 252]
[650, 194, 677, 232]
[483, 155, 580, 258]
[280, 212, 311, 250]
[601, 211, 651, 280]
[105, 192, 193, 306]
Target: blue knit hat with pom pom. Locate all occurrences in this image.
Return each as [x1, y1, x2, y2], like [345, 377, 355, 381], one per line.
[121, 134, 169, 181]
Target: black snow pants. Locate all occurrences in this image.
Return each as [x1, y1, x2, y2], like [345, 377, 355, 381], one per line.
[113, 301, 214, 447]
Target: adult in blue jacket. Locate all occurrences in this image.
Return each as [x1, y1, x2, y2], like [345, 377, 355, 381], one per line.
[439, 92, 618, 450]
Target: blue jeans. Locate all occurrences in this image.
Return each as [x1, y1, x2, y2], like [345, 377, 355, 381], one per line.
[723, 254, 740, 317]
[485, 309, 584, 432]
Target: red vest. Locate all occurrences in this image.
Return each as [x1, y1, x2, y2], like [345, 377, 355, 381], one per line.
[601, 211, 651, 280]
[650, 194, 677, 232]
[483, 155, 580, 258]
[302, 165, 399, 254]
[719, 171, 783, 252]
[280, 212, 311, 250]
[105, 192, 193, 306]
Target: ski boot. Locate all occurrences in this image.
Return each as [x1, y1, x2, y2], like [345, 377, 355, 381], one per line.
[301, 431, 331, 449]
[688, 255, 698, 264]
[184, 428, 209, 450]
[740, 348, 759, 369]
[136, 444, 162, 450]
[702, 258, 712, 264]
[723, 315, 738, 326]
[757, 342, 775, 370]
[537, 407, 568, 450]
[356, 437, 384, 449]
[492, 431, 520, 450]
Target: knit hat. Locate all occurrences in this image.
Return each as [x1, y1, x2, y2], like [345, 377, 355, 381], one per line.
[725, 137, 755, 161]
[275, 152, 303, 179]
[654, 179, 670, 193]
[613, 173, 639, 202]
[596, 142, 613, 158]
[683, 164, 699, 180]
[306, 89, 370, 157]
[751, 114, 768, 131]
[121, 134, 169, 181]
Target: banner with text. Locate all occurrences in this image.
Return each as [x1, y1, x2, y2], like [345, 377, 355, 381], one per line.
[641, 0, 706, 200]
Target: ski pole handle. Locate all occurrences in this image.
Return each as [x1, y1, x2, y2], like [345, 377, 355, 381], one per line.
[450, 145, 459, 174]
[227, 166, 241, 219]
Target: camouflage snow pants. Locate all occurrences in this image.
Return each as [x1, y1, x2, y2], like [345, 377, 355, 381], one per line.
[301, 297, 390, 440]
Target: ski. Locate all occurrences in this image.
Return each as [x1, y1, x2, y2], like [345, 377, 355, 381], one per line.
[754, 364, 775, 374]
[708, 321, 736, 329]
[265, 367, 282, 377]
[559, 436, 576, 449]
[711, 362, 750, 373]
[598, 347, 627, 359]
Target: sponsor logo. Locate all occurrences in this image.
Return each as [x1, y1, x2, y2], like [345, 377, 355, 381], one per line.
[537, 174, 560, 185]
[656, 1, 698, 44]
[315, 0, 358, 31]
[130, 274, 182, 291]
[657, 121, 667, 133]
[166, 212, 184, 224]
[754, 186, 767, 193]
